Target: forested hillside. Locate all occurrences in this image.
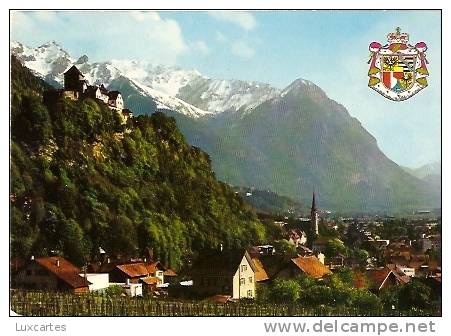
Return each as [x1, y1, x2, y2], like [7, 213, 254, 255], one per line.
[10, 56, 267, 268]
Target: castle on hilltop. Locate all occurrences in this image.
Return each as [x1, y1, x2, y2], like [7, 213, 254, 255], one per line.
[44, 65, 133, 123]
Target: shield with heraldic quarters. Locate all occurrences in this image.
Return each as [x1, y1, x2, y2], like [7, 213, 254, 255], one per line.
[368, 27, 429, 101]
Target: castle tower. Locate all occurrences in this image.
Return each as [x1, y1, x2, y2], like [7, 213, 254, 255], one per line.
[311, 191, 319, 235]
[64, 65, 87, 93]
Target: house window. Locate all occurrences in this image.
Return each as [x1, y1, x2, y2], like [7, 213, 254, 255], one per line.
[249, 277, 253, 283]
[247, 290, 253, 298]
[241, 265, 247, 272]
[240, 278, 245, 285]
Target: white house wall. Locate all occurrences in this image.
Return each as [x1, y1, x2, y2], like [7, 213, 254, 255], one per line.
[232, 255, 255, 299]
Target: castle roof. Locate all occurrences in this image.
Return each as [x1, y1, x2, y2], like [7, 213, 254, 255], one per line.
[64, 65, 84, 78]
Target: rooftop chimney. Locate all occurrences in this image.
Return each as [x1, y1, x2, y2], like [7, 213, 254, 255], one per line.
[56, 259, 60, 267]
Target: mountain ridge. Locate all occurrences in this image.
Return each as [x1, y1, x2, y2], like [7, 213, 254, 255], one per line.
[11, 40, 440, 212]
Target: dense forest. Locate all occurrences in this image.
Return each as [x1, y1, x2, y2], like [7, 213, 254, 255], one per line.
[10, 56, 268, 268]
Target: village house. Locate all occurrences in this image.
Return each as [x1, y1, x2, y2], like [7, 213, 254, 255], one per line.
[250, 257, 270, 282]
[163, 268, 178, 284]
[328, 253, 346, 270]
[257, 254, 331, 281]
[282, 255, 332, 279]
[109, 261, 165, 294]
[287, 229, 308, 247]
[190, 249, 257, 299]
[362, 265, 410, 292]
[79, 272, 110, 292]
[14, 256, 90, 294]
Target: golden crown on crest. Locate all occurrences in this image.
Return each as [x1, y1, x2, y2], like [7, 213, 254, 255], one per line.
[387, 27, 410, 44]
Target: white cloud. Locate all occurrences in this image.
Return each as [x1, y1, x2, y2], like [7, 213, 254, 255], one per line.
[10, 11, 189, 65]
[32, 11, 59, 22]
[231, 40, 255, 59]
[191, 40, 210, 55]
[10, 11, 33, 30]
[208, 11, 257, 30]
[130, 11, 160, 22]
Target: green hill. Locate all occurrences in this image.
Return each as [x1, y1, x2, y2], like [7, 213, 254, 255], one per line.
[10, 56, 267, 268]
[108, 76, 439, 213]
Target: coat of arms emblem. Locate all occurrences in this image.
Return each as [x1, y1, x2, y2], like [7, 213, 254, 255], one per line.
[368, 27, 429, 101]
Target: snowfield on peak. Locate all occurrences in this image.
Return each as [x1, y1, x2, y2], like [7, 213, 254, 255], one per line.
[10, 40, 75, 79]
[197, 79, 280, 113]
[11, 40, 318, 119]
[110, 59, 203, 97]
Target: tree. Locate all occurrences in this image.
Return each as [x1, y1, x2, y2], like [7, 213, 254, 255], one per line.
[273, 239, 297, 258]
[60, 219, 90, 266]
[353, 249, 369, 269]
[334, 267, 354, 285]
[349, 289, 381, 311]
[270, 279, 301, 303]
[104, 284, 125, 297]
[397, 280, 432, 310]
[381, 280, 432, 311]
[324, 238, 348, 259]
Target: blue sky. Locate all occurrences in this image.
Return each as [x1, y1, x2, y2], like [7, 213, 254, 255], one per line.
[10, 10, 441, 168]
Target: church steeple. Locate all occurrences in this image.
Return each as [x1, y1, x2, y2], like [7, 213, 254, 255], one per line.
[311, 191, 316, 212]
[310, 191, 319, 235]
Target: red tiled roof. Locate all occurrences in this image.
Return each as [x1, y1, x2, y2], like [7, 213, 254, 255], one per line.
[365, 265, 411, 290]
[163, 268, 177, 277]
[35, 257, 90, 289]
[291, 256, 331, 279]
[352, 271, 368, 289]
[387, 264, 410, 284]
[141, 276, 161, 285]
[366, 268, 391, 290]
[251, 258, 269, 282]
[116, 262, 161, 278]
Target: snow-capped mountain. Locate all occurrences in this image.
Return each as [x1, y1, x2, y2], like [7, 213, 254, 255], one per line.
[11, 40, 213, 118]
[11, 40, 74, 81]
[10, 40, 280, 117]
